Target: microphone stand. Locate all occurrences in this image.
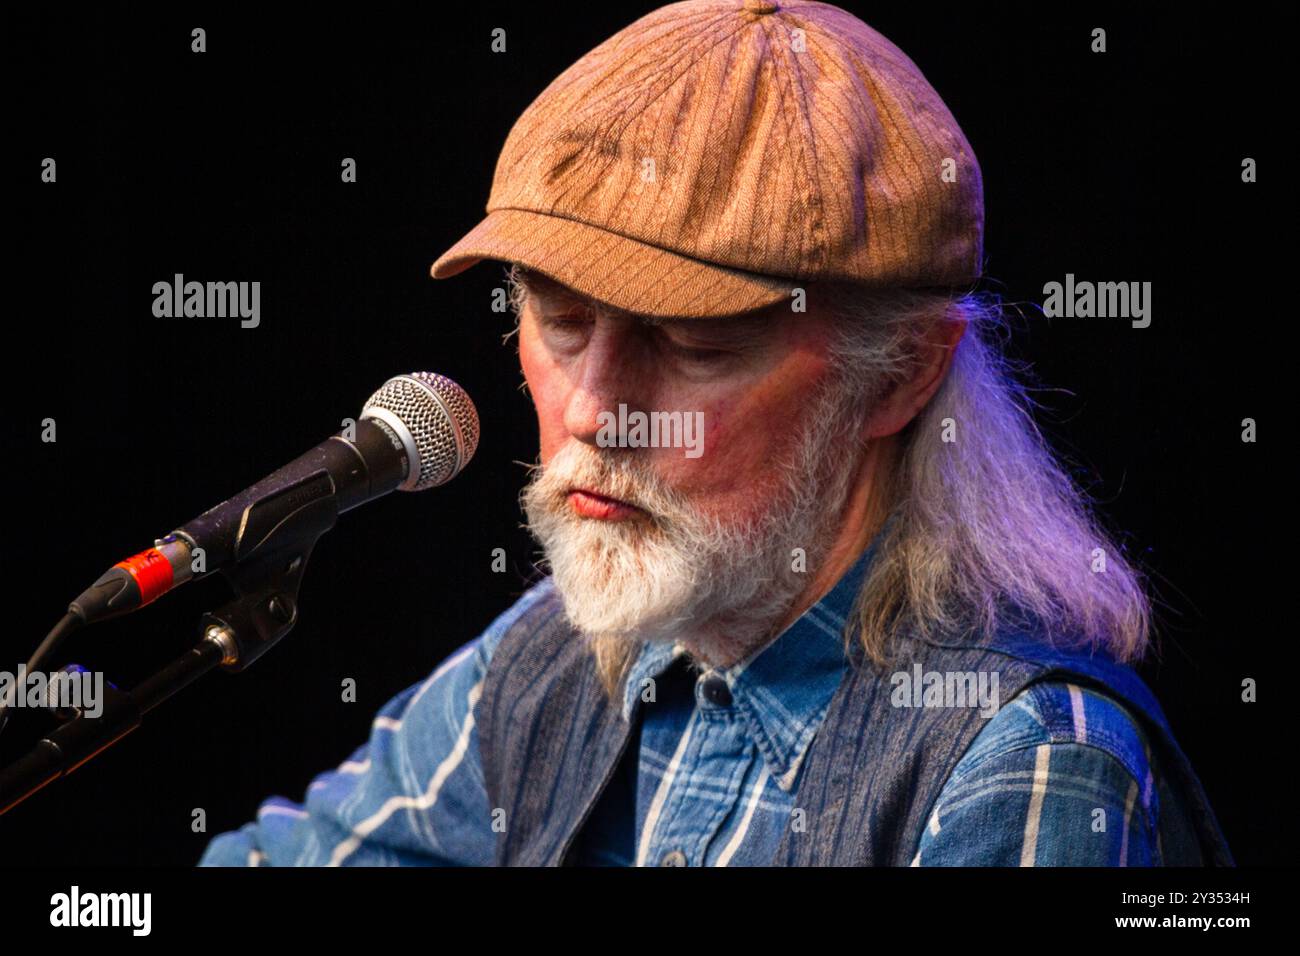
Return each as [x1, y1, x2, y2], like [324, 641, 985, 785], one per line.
[0, 487, 339, 815]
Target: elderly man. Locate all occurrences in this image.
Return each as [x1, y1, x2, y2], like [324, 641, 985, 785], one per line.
[200, 0, 1231, 866]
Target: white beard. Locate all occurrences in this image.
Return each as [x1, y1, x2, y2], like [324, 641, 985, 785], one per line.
[522, 381, 865, 663]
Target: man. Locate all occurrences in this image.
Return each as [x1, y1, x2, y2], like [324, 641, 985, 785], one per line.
[200, 0, 1232, 866]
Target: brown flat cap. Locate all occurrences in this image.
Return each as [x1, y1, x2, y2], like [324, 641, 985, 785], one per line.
[431, 0, 983, 318]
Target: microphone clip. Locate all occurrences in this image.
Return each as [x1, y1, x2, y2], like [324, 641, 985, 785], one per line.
[198, 481, 339, 673]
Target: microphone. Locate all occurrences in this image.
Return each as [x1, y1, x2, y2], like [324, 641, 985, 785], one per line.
[68, 372, 479, 625]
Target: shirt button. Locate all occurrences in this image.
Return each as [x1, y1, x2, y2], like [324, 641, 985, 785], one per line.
[659, 850, 688, 867]
[698, 673, 733, 707]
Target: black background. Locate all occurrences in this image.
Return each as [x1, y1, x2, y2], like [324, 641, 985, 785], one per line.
[3, 2, 1288, 866]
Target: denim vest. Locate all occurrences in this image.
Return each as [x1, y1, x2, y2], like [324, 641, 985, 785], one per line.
[477, 584, 1233, 866]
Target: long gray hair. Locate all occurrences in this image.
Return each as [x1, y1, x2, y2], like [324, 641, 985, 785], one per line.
[818, 281, 1151, 666]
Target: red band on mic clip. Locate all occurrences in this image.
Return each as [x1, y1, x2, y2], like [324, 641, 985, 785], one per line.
[113, 548, 174, 606]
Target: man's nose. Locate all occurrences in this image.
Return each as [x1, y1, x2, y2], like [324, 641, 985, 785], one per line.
[563, 320, 643, 446]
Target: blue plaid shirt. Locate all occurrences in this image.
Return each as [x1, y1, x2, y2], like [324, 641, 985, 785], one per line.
[199, 552, 1171, 867]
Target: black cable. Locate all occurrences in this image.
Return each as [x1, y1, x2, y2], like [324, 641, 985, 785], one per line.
[0, 611, 84, 739]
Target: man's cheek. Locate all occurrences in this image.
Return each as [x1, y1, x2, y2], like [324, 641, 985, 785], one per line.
[658, 422, 750, 490]
[538, 428, 568, 467]
[520, 356, 566, 450]
[531, 395, 567, 463]
[691, 399, 740, 464]
[702, 411, 728, 460]
[518, 322, 561, 395]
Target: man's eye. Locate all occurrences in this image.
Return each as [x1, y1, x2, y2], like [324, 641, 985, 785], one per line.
[541, 315, 590, 333]
[667, 340, 730, 363]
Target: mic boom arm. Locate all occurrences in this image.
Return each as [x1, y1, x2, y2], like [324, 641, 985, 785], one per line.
[0, 430, 374, 814]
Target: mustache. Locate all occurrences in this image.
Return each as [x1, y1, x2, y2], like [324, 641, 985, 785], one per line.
[523, 444, 684, 523]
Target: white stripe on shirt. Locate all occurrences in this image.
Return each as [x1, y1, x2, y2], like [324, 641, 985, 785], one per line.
[636, 712, 697, 867]
[328, 681, 482, 866]
[715, 766, 770, 867]
[1119, 777, 1139, 866]
[1068, 683, 1087, 743]
[1019, 744, 1052, 866]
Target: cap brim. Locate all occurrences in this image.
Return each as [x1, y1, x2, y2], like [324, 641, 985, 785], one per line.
[430, 208, 795, 319]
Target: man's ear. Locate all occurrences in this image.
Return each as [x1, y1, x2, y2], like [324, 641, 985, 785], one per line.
[863, 314, 967, 439]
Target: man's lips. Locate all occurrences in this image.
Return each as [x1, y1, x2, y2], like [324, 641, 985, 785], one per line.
[567, 488, 647, 521]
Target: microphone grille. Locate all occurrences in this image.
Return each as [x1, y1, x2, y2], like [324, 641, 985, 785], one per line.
[361, 372, 480, 491]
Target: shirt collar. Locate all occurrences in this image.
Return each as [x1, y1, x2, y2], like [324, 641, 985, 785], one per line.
[619, 534, 882, 792]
